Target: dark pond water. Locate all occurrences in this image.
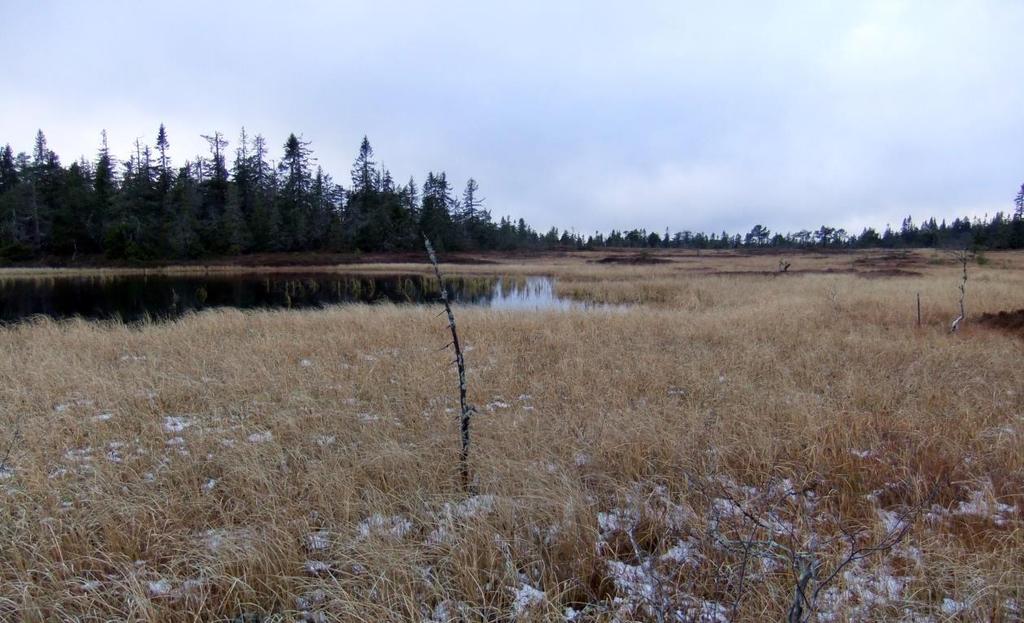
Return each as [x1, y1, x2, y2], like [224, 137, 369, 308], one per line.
[0, 273, 588, 323]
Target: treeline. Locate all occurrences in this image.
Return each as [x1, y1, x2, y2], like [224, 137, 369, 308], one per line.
[0, 127, 545, 260]
[1, 127, 1023, 261]
[593, 210, 1024, 251]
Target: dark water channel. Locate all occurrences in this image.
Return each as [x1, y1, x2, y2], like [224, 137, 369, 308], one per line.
[0, 273, 586, 323]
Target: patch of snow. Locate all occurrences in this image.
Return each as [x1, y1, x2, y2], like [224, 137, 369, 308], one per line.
[314, 434, 336, 446]
[427, 600, 469, 623]
[941, 598, 966, 615]
[304, 560, 331, 575]
[443, 495, 495, 521]
[817, 562, 908, 620]
[299, 358, 313, 367]
[163, 416, 191, 433]
[598, 508, 637, 535]
[357, 514, 412, 540]
[0, 465, 13, 480]
[954, 483, 1018, 526]
[850, 449, 873, 459]
[92, 412, 114, 422]
[296, 588, 327, 610]
[357, 412, 380, 423]
[661, 539, 698, 564]
[120, 354, 147, 362]
[306, 530, 331, 551]
[202, 478, 217, 493]
[64, 447, 93, 462]
[679, 601, 730, 623]
[511, 584, 545, 616]
[202, 528, 252, 553]
[877, 509, 904, 533]
[1005, 599, 1020, 617]
[247, 431, 273, 443]
[165, 436, 185, 446]
[147, 579, 172, 597]
[54, 399, 94, 413]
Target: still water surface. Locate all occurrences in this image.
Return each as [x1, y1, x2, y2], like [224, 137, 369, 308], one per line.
[0, 273, 587, 323]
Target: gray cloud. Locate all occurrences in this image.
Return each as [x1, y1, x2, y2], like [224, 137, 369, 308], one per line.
[2, 1, 1022, 236]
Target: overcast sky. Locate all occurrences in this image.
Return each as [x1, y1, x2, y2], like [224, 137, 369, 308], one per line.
[2, 1, 1022, 235]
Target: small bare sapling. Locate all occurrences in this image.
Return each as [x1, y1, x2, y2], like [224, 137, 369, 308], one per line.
[424, 237, 475, 491]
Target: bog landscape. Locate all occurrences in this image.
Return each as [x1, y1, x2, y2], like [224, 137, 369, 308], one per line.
[3, 2, 1024, 621]
[0, 248, 1022, 621]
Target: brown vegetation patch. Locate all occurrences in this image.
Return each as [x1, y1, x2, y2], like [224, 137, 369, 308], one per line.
[977, 309, 1024, 338]
[595, 253, 673, 265]
[857, 268, 923, 278]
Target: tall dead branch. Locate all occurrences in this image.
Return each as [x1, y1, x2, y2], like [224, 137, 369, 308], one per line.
[950, 249, 969, 332]
[424, 237, 474, 491]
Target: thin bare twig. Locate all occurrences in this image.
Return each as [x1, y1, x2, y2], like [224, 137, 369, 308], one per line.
[424, 237, 474, 492]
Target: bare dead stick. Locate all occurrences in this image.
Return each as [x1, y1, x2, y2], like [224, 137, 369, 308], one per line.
[424, 237, 474, 491]
[950, 249, 968, 333]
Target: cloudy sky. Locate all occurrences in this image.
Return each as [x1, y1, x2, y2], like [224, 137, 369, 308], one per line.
[3, 1, 1022, 235]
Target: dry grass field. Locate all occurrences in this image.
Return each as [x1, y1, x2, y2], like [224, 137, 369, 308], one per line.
[0, 249, 1022, 621]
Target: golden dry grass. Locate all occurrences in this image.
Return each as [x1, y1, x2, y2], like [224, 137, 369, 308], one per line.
[0, 251, 1022, 621]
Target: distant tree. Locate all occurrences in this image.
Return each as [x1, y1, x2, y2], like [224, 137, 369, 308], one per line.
[198, 131, 229, 252]
[277, 133, 313, 250]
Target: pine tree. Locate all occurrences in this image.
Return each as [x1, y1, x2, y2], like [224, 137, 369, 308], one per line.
[198, 131, 229, 252]
[419, 172, 456, 250]
[277, 133, 313, 250]
[0, 145, 17, 193]
[92, 130, 116, 249]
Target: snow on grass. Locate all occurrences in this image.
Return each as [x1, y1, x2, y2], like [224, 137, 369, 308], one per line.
[313, 434, 336, 446]
[815, 562, 908, 621]
[941, 598, 966, 615]
[247, 431, 273, 443]
[306, 530, 331, 551]
[201, 528, 253, 554]
[304, 560, 332, 576]
[54, 399, 94, 413]
[661, 539, 698, 564]
[63, 447, 93, 462]
[296, 588, 327, 611]
[202, 478, 217, 493]
[357, 514, 412, 540]
[147, 579, 172, 597]
[299, 358, 313, 368]
[511, 583, 545, 616]
[954, 482, 1018, 526]
[91, 411, 114, 422]
[486, 399, 510, 411]
[163, 416, 192, 433]
[74, 579, 102, 593]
